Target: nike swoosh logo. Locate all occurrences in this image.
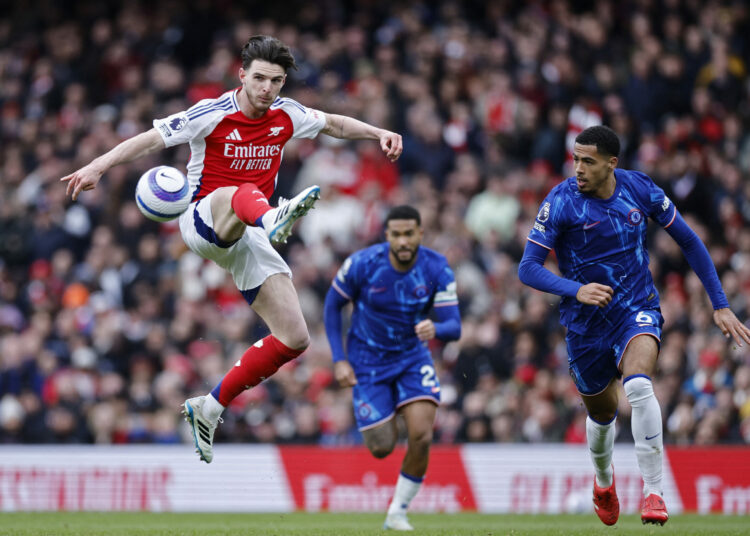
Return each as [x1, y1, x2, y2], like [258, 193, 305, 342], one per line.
[645, 433, 661, 440]
[583, 221, 601, 230]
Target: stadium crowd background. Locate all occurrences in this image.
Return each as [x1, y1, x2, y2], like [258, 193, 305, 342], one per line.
[1, 0, 750, 449]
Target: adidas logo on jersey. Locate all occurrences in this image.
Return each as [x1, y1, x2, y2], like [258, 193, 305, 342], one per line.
[225, 129, 242, 141]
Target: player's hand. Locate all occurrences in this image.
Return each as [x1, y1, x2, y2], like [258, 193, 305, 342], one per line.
[60, 164, 104, 201]
[713, 308, 750, 348]
[334, 360, 358, 388]
[576, 283, 614, 307]
[415, 319, 436, 342]
[379, 130, 403, 162]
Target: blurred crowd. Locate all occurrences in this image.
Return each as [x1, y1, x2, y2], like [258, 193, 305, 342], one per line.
[2, 0, 750, 449]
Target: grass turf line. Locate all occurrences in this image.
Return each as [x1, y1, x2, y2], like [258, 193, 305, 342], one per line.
[0, 512, 748, 536]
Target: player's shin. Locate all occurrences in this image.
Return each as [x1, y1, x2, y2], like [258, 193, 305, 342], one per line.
[586, 414, 615, 487]
[624, 375, 664, 497]
[213, 335, 303, 406]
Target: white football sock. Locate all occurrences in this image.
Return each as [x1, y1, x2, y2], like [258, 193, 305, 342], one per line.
[624, 375, 663, 497]
[587, 415, 615, 488]
[202, 394, 225, 423]
[387, 472, 423, 514]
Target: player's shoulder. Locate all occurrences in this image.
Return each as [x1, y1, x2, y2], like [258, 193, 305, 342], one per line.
[269, 96, 309, 114]
[616, 168, 661, 202]
[348, 242, 387, 266]
[538, 177, 579, 213]
[185, 90, 239, 121]
[617, 168, 655, 188]
[549, 177, 578, 200]
[417, 246, 449, 267]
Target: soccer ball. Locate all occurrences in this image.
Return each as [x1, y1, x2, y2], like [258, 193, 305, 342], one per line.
[135, 165, 191, 222]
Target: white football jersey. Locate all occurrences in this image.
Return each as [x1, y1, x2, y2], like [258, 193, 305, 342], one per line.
[153, 89, 326, 201]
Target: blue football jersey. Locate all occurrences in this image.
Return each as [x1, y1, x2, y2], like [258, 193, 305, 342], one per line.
[527, 168, 676, 334]
[332, 243, 458, 356]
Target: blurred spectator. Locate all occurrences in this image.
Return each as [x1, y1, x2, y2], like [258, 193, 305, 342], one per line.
[1, 0, 749, 448]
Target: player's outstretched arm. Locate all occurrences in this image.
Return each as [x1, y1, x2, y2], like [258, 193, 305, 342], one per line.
[713, 308, 750, 348]
[662, 210, 749, 345]
[321, 113, 402, 162]
[60, 129, 165, 200]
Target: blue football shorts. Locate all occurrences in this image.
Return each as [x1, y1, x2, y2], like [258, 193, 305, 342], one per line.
[566, 308, 663, 395]
[347, 339, 441, 431]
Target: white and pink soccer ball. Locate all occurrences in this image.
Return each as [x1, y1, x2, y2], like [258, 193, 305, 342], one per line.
[135, 166, 191, 222]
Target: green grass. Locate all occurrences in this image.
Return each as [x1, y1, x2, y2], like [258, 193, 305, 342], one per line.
[0, 512, 747, 536]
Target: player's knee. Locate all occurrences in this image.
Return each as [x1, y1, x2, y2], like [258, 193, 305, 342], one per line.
[588, 410, 617, 425]
[286, 331, 310, 352]
[409, 428, 433, 449]
[364, 432, 396, 458]
[624, 375, 654, 407]
[411, 424, 433, 442]
[275, 326, 310, 353]
[369, 442, 395, 459]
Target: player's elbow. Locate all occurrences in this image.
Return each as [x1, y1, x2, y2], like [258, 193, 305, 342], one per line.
[518, 261, 532, 287]
[435, 317, 461, 341]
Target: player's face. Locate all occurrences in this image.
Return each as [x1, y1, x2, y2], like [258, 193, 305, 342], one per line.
[386, 219, 423, 269]
[239, 60, 286, 115]
[573, 143, 617, 198]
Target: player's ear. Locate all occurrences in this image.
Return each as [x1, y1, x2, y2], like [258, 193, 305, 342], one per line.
[609, 156, 618, 171]
[239, 67, 246, 83]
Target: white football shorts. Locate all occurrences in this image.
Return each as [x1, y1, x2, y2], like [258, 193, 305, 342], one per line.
[178, 191, 291, 304]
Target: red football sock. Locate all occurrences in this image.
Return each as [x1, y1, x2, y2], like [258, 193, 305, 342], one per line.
[214, 335, 303, 406]
[231, 183, 272, 227]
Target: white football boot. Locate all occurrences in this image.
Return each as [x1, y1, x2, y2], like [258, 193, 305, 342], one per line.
[262, 185, 321, 244]
[183, 396, 221, 463]
[383, 511, 414, 531]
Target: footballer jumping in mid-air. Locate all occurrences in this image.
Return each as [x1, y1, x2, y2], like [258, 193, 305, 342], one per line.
[324, 205, 461, 531]
[61, 35, 402, 464]
[519, 125, 750, 526]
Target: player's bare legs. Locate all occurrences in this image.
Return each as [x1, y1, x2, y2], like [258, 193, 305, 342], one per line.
[620, 335, 668, 525]
[362, 418, 398, 459]
[184, 272, 309, 463]
[620, 333, 658, 378]
[381, 401, 436, 531]
[211, 186, 251, 242]
[400, 401, 436, 477]
[251, 273, 310, 350]
[580, 379, 618, 424]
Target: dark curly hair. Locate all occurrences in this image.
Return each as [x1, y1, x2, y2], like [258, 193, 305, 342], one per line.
[385, 205, 421, 226]
[241, 35, 297, 72]
[575, 125, 620, 158]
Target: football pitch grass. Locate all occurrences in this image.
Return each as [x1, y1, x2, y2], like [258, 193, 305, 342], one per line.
[0, 512, 747, 536]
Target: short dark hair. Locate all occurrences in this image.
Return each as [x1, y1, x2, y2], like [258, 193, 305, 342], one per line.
[575, 125, 620, 158]
[241, 35, 297, 72]
[385, 205, 421, 226]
